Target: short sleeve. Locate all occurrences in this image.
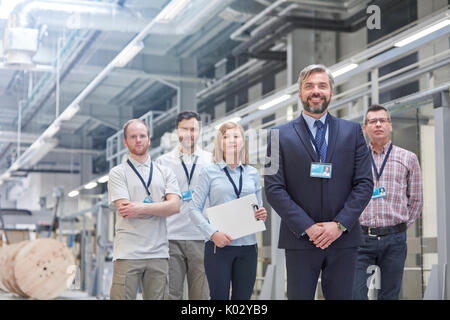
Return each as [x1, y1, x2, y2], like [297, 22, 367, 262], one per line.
[163, 166, 182, 199]
[108, 166, 130, 208]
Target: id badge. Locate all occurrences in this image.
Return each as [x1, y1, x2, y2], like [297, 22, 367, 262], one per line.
[181, 190, 193, 202]
[372, 186, 387, 199]
[143, 195, 154, 203]
[310, 162, 332, 179]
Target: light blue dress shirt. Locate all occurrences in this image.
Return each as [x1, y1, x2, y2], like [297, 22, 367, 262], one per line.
[301, 111, 329, 152]
[189, 161, 263, 246]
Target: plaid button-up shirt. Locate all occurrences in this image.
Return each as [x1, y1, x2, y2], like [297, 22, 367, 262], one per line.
[359, 140, 423, 228]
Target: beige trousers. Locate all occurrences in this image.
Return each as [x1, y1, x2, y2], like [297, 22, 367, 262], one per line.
[110, 258, 169, 300]
[168, 240, 209, 300]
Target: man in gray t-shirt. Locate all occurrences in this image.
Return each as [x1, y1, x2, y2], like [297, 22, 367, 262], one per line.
[108, 119, 181, 300]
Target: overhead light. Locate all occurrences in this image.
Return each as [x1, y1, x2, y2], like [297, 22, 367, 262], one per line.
[43, 123, 60, 138]
[84, 182, 98, 190]
[113, 41, 144, 68]
[332, 63, 358, 77]
[394, 19, 450, 47]
[68, 190, 80, 198]
[214, 116, 242, 129]
[155, 0, 191, 23]
[60, 104, 80, 121]
[258, 94, 292, 110]
[3, 172, 11, 179]
[11, 163, 20, 171]
[97, 175, 109, 183]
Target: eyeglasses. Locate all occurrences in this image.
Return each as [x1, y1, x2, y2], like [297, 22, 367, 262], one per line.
[366, 117, 390, 125]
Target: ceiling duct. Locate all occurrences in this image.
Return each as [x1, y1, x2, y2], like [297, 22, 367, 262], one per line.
[7, 0, 148, 33]
[2, 0, 148, 66]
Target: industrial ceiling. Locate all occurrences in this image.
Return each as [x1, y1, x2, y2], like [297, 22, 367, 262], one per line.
[0, 0, 393, 186]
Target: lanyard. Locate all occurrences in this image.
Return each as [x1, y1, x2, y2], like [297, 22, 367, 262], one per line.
[302, 114, 329, 162]
[223, 166, 243, 199]
[369, 143, 393, 181]
[127, 159, 153, 196]
[180, 155, 198, 187]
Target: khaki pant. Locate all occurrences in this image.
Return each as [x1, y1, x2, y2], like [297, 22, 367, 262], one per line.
[110, 258, 169, 300]
[168, 240, 209, 300]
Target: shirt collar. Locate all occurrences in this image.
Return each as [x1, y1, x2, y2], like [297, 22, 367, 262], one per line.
[370, 140, 392, 155]
[173, 146, 203, 159]
[217, 160, 243, 171]
[301, 111, 328, 131]
[128, 155, 151, 167]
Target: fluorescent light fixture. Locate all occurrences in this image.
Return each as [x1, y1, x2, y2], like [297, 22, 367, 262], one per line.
[11, 163, 20, 171]
[68, 190, 80, 198]
[3, 172, 11, 179]
[97, 175, 109, 183]
[258, 94, 292, 110]
[113, 41, 144, 68]
[84, 182, 98, 190]
[394, 19, 450, 47]
[43, 123, 60, 138]
[155, 0, 191, 23]
[332, 63, 358, 77]
[60, 104, 80, 121]
[214, 116, 242, 129]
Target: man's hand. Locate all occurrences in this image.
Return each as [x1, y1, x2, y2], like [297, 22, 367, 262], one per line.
[117, 200, 144, 219]
[312, 222, 343, 249]
[305, 223, 325, 243]
[211, 231, 233, 248]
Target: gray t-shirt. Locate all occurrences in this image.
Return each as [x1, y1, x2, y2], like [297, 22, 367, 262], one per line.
[108, 156, 181, 261]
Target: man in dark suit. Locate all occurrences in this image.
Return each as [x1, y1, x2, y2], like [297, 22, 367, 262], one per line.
[264, 64, 373, 300]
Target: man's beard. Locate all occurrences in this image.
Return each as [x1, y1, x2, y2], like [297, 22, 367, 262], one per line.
[130, 145, 149, 156]
[179, 137, 196, 151]
[302, 95, 331, 114]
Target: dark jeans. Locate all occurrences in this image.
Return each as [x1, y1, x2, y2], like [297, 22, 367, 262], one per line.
[353, 231, 407, 300]
[204, 241, 257, 300]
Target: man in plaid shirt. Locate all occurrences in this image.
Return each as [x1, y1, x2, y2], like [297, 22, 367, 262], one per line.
[353, 104, 423, 300]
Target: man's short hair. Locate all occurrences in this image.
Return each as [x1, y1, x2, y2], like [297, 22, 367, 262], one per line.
[176, 111, 201, 128]
[123, 119, 150, 139]
[364, 104, 391, 124]
[298, 64, 335, 93]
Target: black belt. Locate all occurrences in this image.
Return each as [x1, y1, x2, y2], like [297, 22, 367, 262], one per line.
[361, 223, 407, 237]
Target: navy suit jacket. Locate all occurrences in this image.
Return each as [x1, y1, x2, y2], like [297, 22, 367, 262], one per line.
[264, 113, 373, 250]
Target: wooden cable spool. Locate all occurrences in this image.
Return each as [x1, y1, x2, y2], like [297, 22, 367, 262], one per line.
[2, 240, 29, 297]
[0, 239, 75, 299]
[14, 238, 76, 300]
[0, 246, 8, 292]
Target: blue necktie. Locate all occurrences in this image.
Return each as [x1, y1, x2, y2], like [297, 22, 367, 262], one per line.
[314, 120, 327, 162]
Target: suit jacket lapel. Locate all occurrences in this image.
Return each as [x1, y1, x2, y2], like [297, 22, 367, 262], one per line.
[325, 114, 339, 163]
[292, 116, 318, 162]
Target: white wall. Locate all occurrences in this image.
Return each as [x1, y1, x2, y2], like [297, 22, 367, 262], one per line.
[7, 172, 81, 215]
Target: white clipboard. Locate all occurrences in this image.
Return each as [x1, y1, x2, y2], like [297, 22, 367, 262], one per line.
[206, 193, 266, 240]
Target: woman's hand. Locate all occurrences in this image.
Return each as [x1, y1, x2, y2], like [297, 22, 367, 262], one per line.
[254, 207, 267, 221]
[211, 231, 233, 248]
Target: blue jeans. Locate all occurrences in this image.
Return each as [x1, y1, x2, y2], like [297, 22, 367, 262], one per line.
[353, 231, 407, 300]
[204, 241, 257, 300]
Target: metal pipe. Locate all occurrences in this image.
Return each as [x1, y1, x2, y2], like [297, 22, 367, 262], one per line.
[230, 0, 287, 41]
[9, 0, 148, 33]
